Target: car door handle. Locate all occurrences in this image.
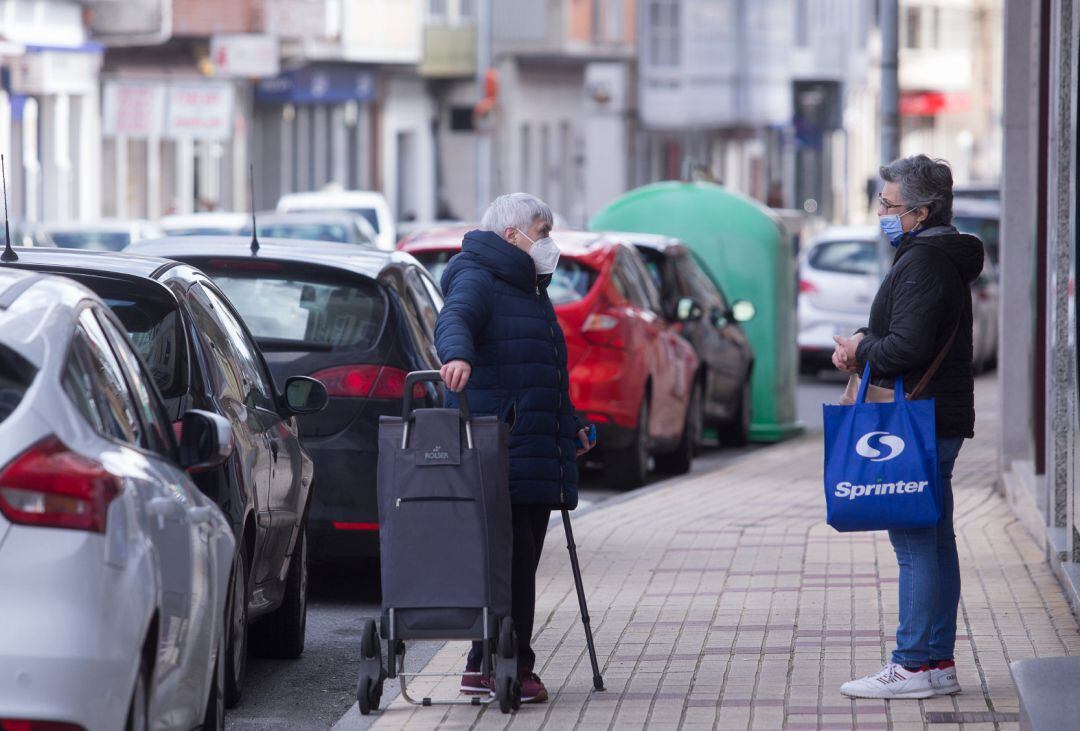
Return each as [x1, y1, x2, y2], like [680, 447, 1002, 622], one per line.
[188, 506, 215, 525]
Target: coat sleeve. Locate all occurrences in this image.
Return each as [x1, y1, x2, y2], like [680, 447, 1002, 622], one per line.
[434, 267, 492, 366]
[855, 257, 950, 378]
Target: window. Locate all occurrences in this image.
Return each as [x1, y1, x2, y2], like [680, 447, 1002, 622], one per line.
[186, 288, 245, 401]
[647, 0, 681, 67]
[428, 0, 447, 21]
[412, 250, 456, 286]
[623, 250, 664, 314]
[405, 268, 439, 340]
[46, 231, 131, 251]
[96, 312, 175, 457]
[63, 335, 107, 433]
[418, 268, 445, 311]
[615, 251, 657, 313]
[0, 344, 35, 426]
[257, 223, 352, 243]
[76, 310, 142, 445]
[198, 285, 276, 412]
[809, 240, 879, 275]
[903, 6, 922, 49]
[549, 259, 599, 305]
[204, 266, 388, 352]
[676, 254, 728, 311]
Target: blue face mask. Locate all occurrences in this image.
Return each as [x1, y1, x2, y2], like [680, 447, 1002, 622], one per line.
[878, 207, 917, 247]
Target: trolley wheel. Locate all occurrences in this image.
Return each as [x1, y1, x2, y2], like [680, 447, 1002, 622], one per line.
[498, 618, 517, 660]
[361, 620, 378, 659]
[358, 678, 373, 716]
[356, 620, 384, 716]
[497, 675, 521, 713]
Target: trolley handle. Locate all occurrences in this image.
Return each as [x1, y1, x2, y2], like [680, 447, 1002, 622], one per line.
[402, 370, 471, 422]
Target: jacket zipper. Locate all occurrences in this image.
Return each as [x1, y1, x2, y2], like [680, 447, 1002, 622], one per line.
[538, 284, 566, 504]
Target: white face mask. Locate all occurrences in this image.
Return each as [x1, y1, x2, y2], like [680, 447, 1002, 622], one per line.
[516, 229, 560, 275]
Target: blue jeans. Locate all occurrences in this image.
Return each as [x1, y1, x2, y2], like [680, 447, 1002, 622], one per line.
[888, 436, 965, 667]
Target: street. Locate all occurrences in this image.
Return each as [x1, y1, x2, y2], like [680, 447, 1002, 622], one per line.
[225, 376, 840, 731]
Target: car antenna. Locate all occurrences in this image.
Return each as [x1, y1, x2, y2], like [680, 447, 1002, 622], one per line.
[249, 164, 259, 255]
[0, 155, 16, 263]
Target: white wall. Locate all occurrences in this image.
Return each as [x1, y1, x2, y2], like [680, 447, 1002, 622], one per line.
[380, 73, 435, 223]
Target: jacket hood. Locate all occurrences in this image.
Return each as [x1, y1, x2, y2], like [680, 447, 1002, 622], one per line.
[458, 229, 537, 292]
[896, 225, 985, 284]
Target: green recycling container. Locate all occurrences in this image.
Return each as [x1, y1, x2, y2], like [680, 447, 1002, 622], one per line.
[589, 181, 803, 442]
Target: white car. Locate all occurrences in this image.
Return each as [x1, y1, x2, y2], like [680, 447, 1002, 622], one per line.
[30, 219, 164, 251]
[159, 212, 248, 237]
[0, 268, 236, 730]
[798, 226, 884, 371]
[244, 211, 378, 247]
[276, 188, 396, 251]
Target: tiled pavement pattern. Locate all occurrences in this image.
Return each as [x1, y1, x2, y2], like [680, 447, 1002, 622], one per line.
[367, 379, 1080, 730]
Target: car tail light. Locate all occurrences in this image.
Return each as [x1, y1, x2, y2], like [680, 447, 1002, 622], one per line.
[206, 259, 283, 272]
[581, 312, 626, 348]
[1, 721, 86, 731]
[799, 279, 818, 294]
[0, 437, 122, 533]
[332, 521, 379, 531]
[310, 365, 426, 400]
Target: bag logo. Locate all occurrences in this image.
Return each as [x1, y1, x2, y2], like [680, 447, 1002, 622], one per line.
[855, 431, 906, 462]
[424, 445, 450, 461]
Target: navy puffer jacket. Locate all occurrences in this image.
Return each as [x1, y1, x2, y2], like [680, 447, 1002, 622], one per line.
[435, 230, 582, 508]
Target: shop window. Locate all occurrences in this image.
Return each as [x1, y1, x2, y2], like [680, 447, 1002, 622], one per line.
[450, 106, 475, 132]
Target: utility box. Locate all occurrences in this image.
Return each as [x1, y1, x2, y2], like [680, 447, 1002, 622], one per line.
[590, 181, 803, 443]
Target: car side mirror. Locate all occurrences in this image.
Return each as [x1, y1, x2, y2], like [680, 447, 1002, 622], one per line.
[731, 300, 756, 323]
[178, 410, 233, 473]
[676, 297, 704, 322]
[283, 376, 329, 415]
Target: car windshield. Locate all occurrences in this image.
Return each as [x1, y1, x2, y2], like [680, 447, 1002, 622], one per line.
[0, 344, 36, 425]
[548, 259, 598, 305]
[49, 231, 131, 251]
[259, 223, 352, 243]
[347, 208, 380, 233]
[167, 227, 241, 237]
[809, 240, 878, 275]
[103, 295, 186, 399]
[205, 266, 387, 351]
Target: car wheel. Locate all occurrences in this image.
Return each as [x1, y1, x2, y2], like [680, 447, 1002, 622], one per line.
[604, 394, 649, 489]
[717, 378, 751, 447]
[125, 654, 149, 731]
[202, 627, 226, 730]
[655, 382, 696, 475]
[224, 540, 249, 707]
[250, 525, 308, 659]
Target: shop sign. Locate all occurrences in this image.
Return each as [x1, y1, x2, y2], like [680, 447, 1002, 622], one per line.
[210, 34, 280, 78]
[164, 83, 235, 141]
[11, 48, 101, 96]
[255, 65, 376, 105]
[103, 80, 235, 141]
[103, 81, 165, 138]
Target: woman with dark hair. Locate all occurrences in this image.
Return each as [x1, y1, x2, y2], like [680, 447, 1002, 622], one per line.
[832, 154, 985, 700]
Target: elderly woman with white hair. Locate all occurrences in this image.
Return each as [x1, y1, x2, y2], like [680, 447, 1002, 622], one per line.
[435, 193, 593, 703]
[833, 155, 985, 700]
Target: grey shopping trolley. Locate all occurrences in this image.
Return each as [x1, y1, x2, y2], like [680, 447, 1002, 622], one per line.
[356, 370, 521, 714]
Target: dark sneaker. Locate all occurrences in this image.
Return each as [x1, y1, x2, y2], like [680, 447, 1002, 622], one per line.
[519, 672, 548, 703]
[460, 671, 494, 695]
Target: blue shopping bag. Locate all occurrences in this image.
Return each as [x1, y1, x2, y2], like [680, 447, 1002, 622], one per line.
[822, 364, 941, 532]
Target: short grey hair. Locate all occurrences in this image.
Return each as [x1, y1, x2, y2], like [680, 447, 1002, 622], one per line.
[480, 193, 553, 236]
[879, 154, 954, 227]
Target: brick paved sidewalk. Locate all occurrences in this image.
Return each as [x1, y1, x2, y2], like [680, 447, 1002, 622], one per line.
[361, 378, 1080, 730]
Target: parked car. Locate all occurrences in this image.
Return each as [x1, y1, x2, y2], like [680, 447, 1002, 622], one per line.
[0, 267, 235, 730]
[797, 226, 882, 372]
[618, 233, 756, 448]
[1, 247, 327, 707]
[798, 224, 998, 374]
[953, 196, 1000, 265]
[160, 212, 249, 237]
[401, 227, 700, 488]
[29, 219, 163, 251]
[128, 236, 444, 561]
[277, 188, 396, 251]
[242, 211, 378, 247]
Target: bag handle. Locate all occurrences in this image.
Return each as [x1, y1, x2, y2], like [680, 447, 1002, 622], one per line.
[402, 370, 471, 421]
[907, 319, 959, 400]
[855, 362, 905, 404]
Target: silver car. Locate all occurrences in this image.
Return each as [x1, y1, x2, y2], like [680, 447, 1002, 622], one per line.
[0, 268, 236, 730]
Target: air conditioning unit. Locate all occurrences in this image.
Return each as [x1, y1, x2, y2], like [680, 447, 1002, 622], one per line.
[86, 0, 172, 46]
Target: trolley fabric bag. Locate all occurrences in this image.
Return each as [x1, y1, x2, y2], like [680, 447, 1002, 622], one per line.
[822, 363, 941, 532]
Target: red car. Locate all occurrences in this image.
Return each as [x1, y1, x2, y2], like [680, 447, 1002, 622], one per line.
[400, 227, 700, 488]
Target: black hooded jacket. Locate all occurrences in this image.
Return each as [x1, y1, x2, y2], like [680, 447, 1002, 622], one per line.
[855, 227, 985, 439]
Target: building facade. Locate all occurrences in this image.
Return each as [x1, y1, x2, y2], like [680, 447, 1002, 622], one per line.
[999, 0, 1080, 614]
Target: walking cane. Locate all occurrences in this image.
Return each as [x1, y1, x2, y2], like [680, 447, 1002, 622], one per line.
[561, 508, 605, 691]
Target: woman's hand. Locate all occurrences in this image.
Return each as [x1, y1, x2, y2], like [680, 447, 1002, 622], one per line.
[440, 360, 472, 392]
[576, 428, 594, 457]
[832, 334, 865, 373]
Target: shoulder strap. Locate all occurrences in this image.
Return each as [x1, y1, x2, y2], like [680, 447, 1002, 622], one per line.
[907, 312, 961, 401]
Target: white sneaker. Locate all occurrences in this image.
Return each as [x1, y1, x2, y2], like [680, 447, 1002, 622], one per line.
[931, 665, 962, 695]
[840, 662, 934, 699]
